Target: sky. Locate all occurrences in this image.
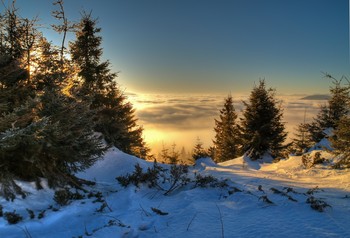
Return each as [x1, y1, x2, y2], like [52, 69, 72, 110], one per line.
[8, 0, 349, 94]
[2, 0, 350, 153]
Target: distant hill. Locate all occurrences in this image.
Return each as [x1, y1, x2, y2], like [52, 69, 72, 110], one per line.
[300, 94, 330, 100]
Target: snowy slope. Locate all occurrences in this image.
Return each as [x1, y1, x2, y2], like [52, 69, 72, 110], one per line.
[0, 148, 349, 238]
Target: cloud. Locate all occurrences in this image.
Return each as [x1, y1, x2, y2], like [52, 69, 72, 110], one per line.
[137, 103, 219, 130]
[131, 93, 327, 148]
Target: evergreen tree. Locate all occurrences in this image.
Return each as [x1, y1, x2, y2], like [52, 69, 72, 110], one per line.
[69, 13, 149, 159]
[331, 116, 350, 168]
[192, 137, 209, 161]
[329, 75, 350, 168]
[291, 122, 313, 155]
[306, 76, 350, 144]
[213, 94, 241, 162]
[0, 4, 105, 199]
[240, 80, 288, 160]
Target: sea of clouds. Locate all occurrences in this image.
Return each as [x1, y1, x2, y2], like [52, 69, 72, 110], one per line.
[127, 93, 327, 154]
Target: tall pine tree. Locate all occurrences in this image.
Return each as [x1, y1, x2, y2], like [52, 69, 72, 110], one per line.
[240, 80, 288, 160]
[69, 13, 149, 159]
[213, 95, 241, 162]
[0, 4, 105, 199]
[329, 75, 350, 168]
[306, 76, 349, 144]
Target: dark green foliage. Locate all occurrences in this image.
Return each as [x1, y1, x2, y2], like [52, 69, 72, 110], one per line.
[164, 164, 190, 195]
[0, 93, 104, 190]
[331, 116, 350, 168]
[0, 3, 105, 200]
[301, 152, 328, 168]
[159, 143, 180, 164]
[116, 162, 189, 195]
[53, 188, 85, 206]
[70, 13, 149, 159]
[213, 95, 242, 162]
[116, 162, 165, 189]
[240, 80, 288, 160]
[192, 138, 209, 161]
[54, 189, 72, 206]
[193, 174, 218, 188]
[4, 210, 23, 224]
[291, 122, 313, 155]
[306, 76, 350, 145]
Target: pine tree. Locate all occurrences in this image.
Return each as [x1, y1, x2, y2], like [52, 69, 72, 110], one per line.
[192, 137, 209, 161]
[213, 94, 241, 162]
[291, 122, 313, 155]
[0, 4, 105, 199]
[240, 80, 288, 160]
[69, 13, 149, 159]
[331, 116, 350, 168]
[307, 76, 350, 144]
[291, 109, 313, 155]
[329, 75, 350, 168]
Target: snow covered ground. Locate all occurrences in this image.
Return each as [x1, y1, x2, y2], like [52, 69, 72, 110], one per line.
[1, 148, 349, 238]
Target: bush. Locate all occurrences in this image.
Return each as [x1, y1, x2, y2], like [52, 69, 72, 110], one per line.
[194, 174, 218, 188]
[26, 209, 35, 219]
[302, 152, 327, 168]
[54, 189, 71, 206]
[116, 162, 190, 195]
[306, 196, 331, 212]
[4, 210, 23, 224]
[53, 189, 84, 206]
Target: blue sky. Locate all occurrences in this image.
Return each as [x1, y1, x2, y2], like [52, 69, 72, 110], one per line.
[8, 0, 350, 94]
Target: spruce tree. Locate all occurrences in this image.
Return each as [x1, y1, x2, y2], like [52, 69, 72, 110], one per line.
[213, 94, 241, 162]
[291, 122, 313, 155]
[306, 76, 349, 144]
[240, 80, 288, 160]
[192, 137, 209, 161]
[69, 13, 149, 159]
[0, 4, 105, 199]
[329, 75, 350, 168]
[331, 116, 350, 168]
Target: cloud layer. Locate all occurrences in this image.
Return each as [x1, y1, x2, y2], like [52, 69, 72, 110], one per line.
[128, 93, 326, 151]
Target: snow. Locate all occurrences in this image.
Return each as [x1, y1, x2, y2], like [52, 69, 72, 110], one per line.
[1, 147, 350, 238]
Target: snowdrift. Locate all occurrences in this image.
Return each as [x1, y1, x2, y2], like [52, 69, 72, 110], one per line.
[0, 148, 349, 238]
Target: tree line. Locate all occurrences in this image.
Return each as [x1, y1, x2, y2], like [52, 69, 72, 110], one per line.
[209, 77, 350, 169]
[0, 1, 149, 200]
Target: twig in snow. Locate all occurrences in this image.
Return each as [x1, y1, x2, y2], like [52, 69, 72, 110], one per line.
[186, 213, 198, 231]
[270, 187, 298, 202]
[259, 195, 274, 205]
[216, 204, 225, 238]
[104, 199, 113, 212]
[139, 204, 151, 217]
[258, 185, 264, 192]
[151, 207, 168, 216]
[84, 223, 92, 236]
[17, 226, 33, 238]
